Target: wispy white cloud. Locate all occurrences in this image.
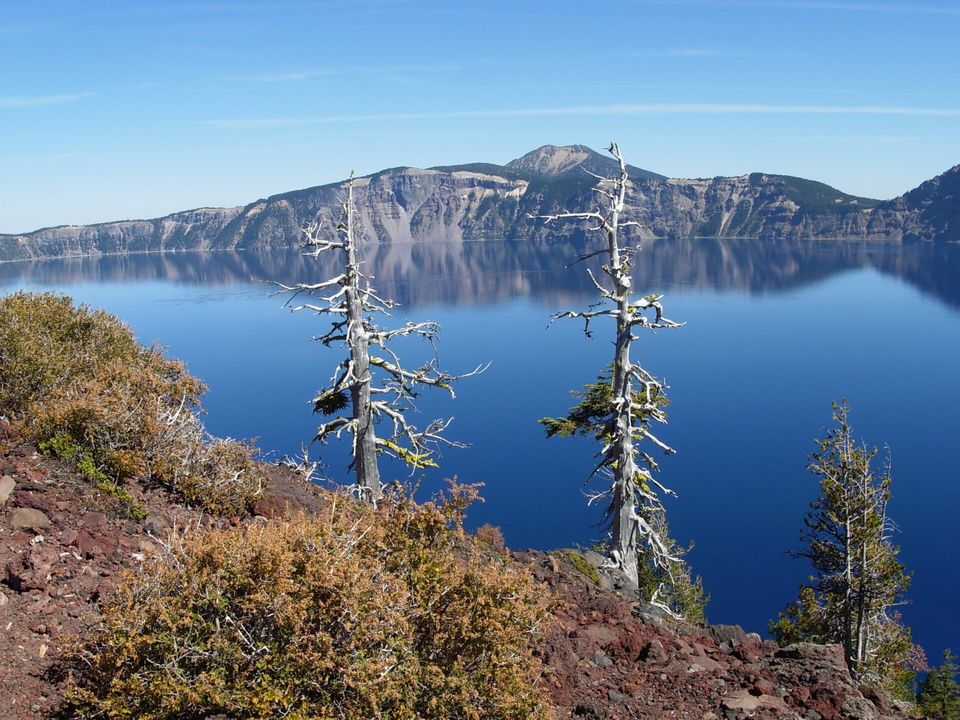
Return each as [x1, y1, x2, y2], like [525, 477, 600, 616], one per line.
[242, 69, 340, 83]
[192, 102, 960, 128]
[787, 134, 922, 143]
[627, 47, 746, 57]
[232, 62, 460, 84]
[640, 0, 960, 15]
[0, 92, 94, 109]
[441, 82, 960, 99]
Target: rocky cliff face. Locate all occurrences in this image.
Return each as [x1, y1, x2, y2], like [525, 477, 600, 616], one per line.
[2, 147, 957, 263]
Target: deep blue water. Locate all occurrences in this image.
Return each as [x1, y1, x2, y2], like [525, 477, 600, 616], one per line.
[2, 238, 958, 660]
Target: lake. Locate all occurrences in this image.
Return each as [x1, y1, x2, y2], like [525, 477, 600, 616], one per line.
[1, 237, 958, 660]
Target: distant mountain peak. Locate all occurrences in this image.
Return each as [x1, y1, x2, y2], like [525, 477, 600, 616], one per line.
[507, 144, 600, 176]
[507, 144, 665, 181]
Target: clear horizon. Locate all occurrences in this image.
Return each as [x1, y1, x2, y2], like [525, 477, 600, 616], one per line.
[2, 0, 958, 233]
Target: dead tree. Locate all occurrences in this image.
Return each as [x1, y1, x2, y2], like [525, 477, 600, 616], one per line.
[275, 174, 483, 502]
[534, 142, 682, 591]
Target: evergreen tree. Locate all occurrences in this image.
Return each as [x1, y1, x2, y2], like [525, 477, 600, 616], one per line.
[919, 650, 960, 720]
[771, 401, 916, 693]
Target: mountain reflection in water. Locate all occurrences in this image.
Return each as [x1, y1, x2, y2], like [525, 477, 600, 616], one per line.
[4, 238, 960, 310]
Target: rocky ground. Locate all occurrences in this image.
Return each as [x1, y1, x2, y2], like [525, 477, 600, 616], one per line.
[522, 551, 913, 719]
[0, 419, 916, 719]
[0, 420, 322, 719]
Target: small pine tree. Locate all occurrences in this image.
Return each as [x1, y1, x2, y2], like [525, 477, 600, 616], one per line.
[635, 507, 708, 624]
[771, 401, 917, 694]
[919, 650, 960, 720]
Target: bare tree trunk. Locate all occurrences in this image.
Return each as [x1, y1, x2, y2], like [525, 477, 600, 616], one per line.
[844, 512, 855, 668]
[608, 175, 640, 585]
[343, 181, 381, 499]
[611, 273, 639, 584]
[854, 467, 870, 669]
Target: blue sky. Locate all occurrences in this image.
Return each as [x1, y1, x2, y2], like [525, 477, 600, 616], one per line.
[2, 0, 958, 233]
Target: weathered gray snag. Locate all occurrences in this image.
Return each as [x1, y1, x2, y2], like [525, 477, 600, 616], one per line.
[275, 174, 483, 501]
[534, 142, 683, 595]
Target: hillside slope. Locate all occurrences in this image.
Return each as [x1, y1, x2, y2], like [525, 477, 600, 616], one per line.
[0, 420, 913, 719]
[1, 147, 957, 263]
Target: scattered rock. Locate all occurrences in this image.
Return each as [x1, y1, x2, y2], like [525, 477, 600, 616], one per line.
[9, 507, 52, 531]
[142, 513, 170, 535]
[753, 678, 777, 695]
[775, 642, 847, 669]
[721, 692, 762, 713]
[632, 601, 669, 626]
[842, 694, 880, 719]
[709, 623, 749, 646]
[81, 511, 108, 529]
[5, 545, 58, 592]
[0, 474, 15, 504]
[592, 650, 613, 668]
[252, 494, 290, 519]
[734, 639, 762, 663]
[12, 491, 56, 513]
[638, 638, 668, 664]
[606, 689, 627, 704]
[74, 529, 119, 559]
[582, 623, 620, 647]
[861, 685, 892, 714]
[573, 702, 610, 719]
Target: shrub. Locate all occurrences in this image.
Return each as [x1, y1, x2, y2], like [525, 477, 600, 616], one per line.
[475, 523, 507, 553]
[560, 550, 601, 586]
[173, 437, 266, 518]
[0, 292, 264, 515]
[64, 489, 551, 719]
[0, 292, 141, 415]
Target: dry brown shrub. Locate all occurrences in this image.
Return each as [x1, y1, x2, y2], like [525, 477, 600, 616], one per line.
[0, 292, 264, 515]
[65, 488, 552, 719]
[476, 523, 508, 553]
[0, 292, 141, 415]
[174, 437, 266, 517]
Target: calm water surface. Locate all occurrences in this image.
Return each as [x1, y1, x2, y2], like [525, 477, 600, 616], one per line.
[2, 238, 958, 658]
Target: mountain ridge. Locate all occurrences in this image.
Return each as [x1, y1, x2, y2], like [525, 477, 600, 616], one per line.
[1, 146, 957, 263]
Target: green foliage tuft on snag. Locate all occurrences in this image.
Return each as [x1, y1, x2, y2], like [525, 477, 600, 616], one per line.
[539, 366, 667, 442]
